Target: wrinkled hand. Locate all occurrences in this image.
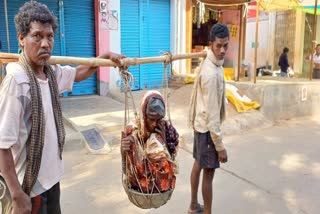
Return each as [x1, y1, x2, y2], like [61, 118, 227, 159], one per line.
[12, 190, 31, 214]
[97, 52, 126, 66]
[109, 52, 126, 65]
[218, 149, 228, 163]
[121, 135, 134, 153]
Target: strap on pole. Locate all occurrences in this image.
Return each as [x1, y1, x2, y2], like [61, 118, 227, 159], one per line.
[162, 52, 173, 124]
[119, 66, 136, 129]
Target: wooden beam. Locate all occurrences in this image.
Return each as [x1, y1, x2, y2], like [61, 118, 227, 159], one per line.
[237, 5, 243, 81]
[310, 0, 318, 80]
[186, 0, 193, 73]
[253, 0, 260, 84]
[206, 5, 243, 10]
[0, 58, 17, 64]
[0, 52, 207, 67]
[241, 8, 247, 78]
[200, 0, 249, 4]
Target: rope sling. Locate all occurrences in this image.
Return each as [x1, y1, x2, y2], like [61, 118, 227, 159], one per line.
[120, 54, 177, 209]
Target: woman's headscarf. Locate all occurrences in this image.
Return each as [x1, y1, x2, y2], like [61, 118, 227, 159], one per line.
[139, 90, 166, 140]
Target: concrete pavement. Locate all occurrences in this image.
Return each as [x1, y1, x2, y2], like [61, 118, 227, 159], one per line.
[61, 116, 320, 214]
[60, 85, 320, 214]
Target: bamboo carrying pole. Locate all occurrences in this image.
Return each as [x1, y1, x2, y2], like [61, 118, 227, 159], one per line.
[0, 52, 207, 67]
[241, 9, 247, 78]
[310, 0, 318, 80]
[186, 0, 193, 73]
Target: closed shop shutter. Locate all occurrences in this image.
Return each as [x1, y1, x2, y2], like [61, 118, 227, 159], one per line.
[0, 0, 61, 55]
[0, 1, 20, 53]
[120, 0, 170, 90]
[64, 0, 96, 95]
[0, 0, 96, 96]
[141, 0, 170, 89]
[120, 0, 141, 90]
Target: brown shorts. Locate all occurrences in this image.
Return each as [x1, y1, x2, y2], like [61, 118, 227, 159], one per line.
[193, 131, 220, 169]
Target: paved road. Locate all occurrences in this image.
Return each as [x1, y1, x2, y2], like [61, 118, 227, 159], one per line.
[61, 116, 320, 214]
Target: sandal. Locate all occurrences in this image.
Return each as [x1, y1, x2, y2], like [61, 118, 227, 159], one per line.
[187, 204, 204, 214]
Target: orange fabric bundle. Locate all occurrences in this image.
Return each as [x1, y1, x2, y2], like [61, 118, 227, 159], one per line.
[126, 132, 176, 193]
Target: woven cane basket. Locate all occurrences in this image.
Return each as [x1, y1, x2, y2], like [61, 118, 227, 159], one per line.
[123, 183, 174, 209]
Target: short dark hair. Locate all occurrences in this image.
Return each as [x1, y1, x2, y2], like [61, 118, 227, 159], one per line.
[283, 47, 289, 53]
[14, 1, 58, 37]
[316, 44, 320, 48]
[209, 23, 229, 42]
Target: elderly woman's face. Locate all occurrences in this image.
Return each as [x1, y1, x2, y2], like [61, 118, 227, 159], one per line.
[144, 97, 165, 132]
[145, 117, 160, 132]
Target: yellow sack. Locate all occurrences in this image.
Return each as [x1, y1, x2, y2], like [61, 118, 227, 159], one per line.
[184, 75, 195, 84]
[226, 84, 260, 113]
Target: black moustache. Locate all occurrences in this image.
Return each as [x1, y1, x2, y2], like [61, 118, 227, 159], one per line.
[39, 51, 50, 55]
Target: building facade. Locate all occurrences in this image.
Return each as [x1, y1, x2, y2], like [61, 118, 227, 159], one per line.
[0, 0, 97, 95]
[0, 0, 182, 96]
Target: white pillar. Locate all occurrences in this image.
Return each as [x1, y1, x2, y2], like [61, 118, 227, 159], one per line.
[171, 0, 187, 74]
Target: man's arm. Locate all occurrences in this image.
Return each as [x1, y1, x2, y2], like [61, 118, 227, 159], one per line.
[0, 149, 31, 213]
[205, 76, 224, 151]
[0, 76, 31, 213]
[205, 76, 228, 163]
[74, 52, 125, 82]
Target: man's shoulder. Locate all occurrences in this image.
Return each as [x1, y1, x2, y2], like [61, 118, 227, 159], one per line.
[199, 59, 219, 78]
[51, 64, 76, 72]
[6, 62, 29, 84]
